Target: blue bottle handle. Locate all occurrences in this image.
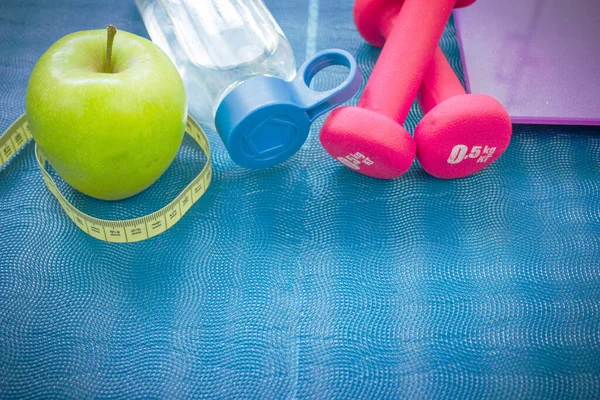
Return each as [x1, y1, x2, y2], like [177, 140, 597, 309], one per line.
[215, 48, 361, 169]
[292, 49, 362, 121]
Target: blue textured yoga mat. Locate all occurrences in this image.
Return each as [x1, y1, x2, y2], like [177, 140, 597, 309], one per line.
[1, 0, 600, 398]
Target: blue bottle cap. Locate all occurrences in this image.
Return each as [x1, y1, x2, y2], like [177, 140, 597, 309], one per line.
[215, 49, 361, 169]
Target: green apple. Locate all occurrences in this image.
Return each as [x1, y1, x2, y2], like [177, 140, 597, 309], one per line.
[26, 26, 187, 201]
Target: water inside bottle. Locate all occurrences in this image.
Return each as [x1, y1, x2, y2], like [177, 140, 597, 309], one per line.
[136, 0, 296, 128]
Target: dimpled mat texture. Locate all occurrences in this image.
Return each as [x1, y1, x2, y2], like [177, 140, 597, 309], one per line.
[1, 0, 600, 398]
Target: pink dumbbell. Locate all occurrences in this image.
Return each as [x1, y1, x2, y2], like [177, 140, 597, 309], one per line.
[415, 47, 512, 178]
[319, 0, 475, 179]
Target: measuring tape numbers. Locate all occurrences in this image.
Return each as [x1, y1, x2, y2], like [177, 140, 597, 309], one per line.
[0, 114, 212, 243]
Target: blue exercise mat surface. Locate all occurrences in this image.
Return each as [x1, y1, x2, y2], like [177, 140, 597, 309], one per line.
[1, 0, 600, 398]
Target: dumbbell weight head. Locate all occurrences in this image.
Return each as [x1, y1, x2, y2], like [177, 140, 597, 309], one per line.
[455, 0, 477, 7]
[320, 106, 416, 179]
[414, 94, 512, 179]
[353, 0, 477, 47]
[353, 0, 403, 47]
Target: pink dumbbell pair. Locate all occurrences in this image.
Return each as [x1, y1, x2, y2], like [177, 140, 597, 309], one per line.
[320, 0, 512, 179]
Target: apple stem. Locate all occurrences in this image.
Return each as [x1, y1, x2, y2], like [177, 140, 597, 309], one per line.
[104, 25, 117, 73]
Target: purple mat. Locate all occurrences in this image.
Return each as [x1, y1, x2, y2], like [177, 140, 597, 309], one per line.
[454, 0, 600, 126]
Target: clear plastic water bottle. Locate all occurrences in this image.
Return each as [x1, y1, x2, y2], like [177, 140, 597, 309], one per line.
[135, 0, 361, 168]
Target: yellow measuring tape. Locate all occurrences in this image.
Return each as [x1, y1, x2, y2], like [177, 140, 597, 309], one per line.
[0, 114, 212, 243]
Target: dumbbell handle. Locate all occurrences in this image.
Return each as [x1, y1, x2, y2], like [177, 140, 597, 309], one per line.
[418, 46, 466, 113]
[357, 0, 456, 124]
